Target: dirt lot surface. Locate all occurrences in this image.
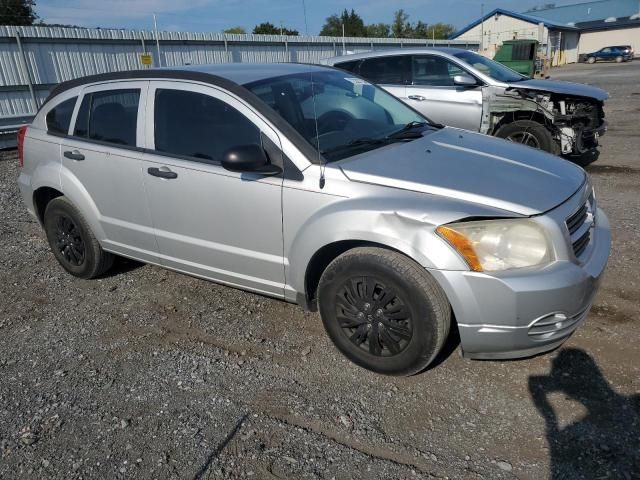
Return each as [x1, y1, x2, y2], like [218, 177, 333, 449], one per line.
[1, 61, 639, 480]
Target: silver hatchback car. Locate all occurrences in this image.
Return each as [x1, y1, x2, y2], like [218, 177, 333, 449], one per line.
[17, 63, 610, 375]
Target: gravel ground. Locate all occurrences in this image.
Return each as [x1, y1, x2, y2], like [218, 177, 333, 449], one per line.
[1, 61, 639, 480]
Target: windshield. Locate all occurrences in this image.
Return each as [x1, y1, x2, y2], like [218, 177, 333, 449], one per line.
[453, 50, 527, 83]
[245, 70, 431, 162]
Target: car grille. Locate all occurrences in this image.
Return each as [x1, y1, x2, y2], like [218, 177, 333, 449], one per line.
[566, 194, 595, 259]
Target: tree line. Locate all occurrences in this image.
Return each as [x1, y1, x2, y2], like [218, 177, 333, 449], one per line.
[1, 1, 455, 39]
[319, 9, 455, 39]
[226, 9, 455, 39]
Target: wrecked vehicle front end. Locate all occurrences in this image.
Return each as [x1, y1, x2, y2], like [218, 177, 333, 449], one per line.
[481, 79, 608, 158]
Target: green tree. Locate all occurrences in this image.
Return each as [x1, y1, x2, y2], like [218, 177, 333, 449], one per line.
[223, 26, 246, 34]
[427, 22, 456, 39]
[320, 9, 366, 37]
[0, 0, 37, 25]
[253, 22, 298, 35]
[365, 22, 390, 38]
[391, 9, 411, 38]
[411, 20, 429, 38]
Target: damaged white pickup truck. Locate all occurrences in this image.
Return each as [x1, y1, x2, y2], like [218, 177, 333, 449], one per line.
[324, 48, 608, 163]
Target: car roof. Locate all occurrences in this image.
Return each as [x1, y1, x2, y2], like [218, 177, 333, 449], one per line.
[325, 47, 471, 64]
[42, 63, 332, 166]
[166, 62, 331, 85]
[45, 62, 335, 103]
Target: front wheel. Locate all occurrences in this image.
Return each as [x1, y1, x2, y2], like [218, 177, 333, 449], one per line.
[317, 247, 451, 376]
[615, 56, 623, 63]
[495, 120, 558, 154]
[587, 57, 596, 64]
[43, 197, 114, 279]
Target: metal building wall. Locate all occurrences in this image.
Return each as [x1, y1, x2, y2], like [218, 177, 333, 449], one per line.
[0, 25, 478, 119]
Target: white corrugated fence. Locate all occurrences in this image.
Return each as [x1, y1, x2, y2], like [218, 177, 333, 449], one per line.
[0, 25, 478, 119]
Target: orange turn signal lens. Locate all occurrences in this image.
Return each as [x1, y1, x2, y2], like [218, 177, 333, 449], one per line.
[436, 225, 483, 272]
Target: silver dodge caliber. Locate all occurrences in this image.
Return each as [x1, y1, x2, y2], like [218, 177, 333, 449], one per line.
[17, 63, 611, 376]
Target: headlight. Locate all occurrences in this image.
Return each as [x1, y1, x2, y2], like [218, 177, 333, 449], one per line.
[436, 219, 555, 272]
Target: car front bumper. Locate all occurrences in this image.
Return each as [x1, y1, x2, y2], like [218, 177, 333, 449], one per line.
[428, 208, 611, 360]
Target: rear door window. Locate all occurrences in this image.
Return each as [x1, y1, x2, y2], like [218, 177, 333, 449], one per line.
[73, 89, 140, 147]
[153, 89, 261, 163]
[46, 97, 77, 135]
[359, 55, 411, 85]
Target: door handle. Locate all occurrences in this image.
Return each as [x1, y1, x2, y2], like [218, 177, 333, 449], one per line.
[147, 167, 178, 179]
[408, 95, 426, 101]
[63, 150, 85, 161]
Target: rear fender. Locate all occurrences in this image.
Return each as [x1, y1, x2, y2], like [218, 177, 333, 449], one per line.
[58, 165, 106, 241]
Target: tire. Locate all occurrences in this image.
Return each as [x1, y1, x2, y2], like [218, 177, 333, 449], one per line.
[43, 197, 114, 279]
[587, 57, 596, 64]
[615, 56, 623, 63]
[317, 247, 451, 376]
[495, 120, 558, 154]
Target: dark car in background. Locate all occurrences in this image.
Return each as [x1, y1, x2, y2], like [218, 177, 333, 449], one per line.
[585, 46, 633, 63]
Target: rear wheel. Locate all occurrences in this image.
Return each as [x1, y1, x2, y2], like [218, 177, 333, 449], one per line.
[317, 247, 451, 376]
[495, 120, 558, 154]
[43, 197, 113, 279]
[587, 56, 596, 64]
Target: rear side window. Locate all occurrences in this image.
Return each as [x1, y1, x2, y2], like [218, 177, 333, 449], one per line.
[359, 55, 411, 85]
[46, 97, 77, 135]
[73, 89, 140, 147]
[334, 60, 360, 73]
[153, 89, 260, 163]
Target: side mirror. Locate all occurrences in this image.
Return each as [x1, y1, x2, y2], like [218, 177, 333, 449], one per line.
[221, 144, 282, 176]
[453, 74, 478, 87]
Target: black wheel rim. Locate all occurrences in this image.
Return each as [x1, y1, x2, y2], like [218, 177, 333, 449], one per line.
[507, 131, 540, 148]
[335, 277, 413, 357]
[54, 214, 85, 267]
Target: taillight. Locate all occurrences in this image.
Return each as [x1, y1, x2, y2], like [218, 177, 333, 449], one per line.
[17, 125, 27, 168]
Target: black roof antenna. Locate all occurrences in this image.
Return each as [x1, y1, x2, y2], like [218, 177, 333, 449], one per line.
[301, 0, 326, 189]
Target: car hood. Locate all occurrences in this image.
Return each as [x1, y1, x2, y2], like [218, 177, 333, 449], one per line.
[508, 78, 609, 101]
[339, 127, 586, 216]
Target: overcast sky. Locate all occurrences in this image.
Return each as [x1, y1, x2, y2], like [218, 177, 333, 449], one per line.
[37, 0, 573, 34]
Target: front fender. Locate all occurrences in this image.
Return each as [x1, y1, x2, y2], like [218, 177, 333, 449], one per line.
[285, 195, 470, 295]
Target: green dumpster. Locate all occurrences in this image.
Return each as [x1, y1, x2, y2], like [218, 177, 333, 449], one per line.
[494, 39, 548, 78]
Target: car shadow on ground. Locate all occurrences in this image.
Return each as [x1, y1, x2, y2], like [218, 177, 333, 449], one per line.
[97, 256, 145, 279]
[420, 319, 462, 371]
[528, 348, 640, 479]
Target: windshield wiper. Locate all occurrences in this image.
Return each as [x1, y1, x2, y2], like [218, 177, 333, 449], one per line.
[321, 137, 389, 156]
[321, 122, 436, 159]
[386, 121, 430, 139]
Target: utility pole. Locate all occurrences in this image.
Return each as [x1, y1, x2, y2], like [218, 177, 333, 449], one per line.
[153, 13, 162, 67]
[480, 3, 484, 52]
[342, 23, 346, 55]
